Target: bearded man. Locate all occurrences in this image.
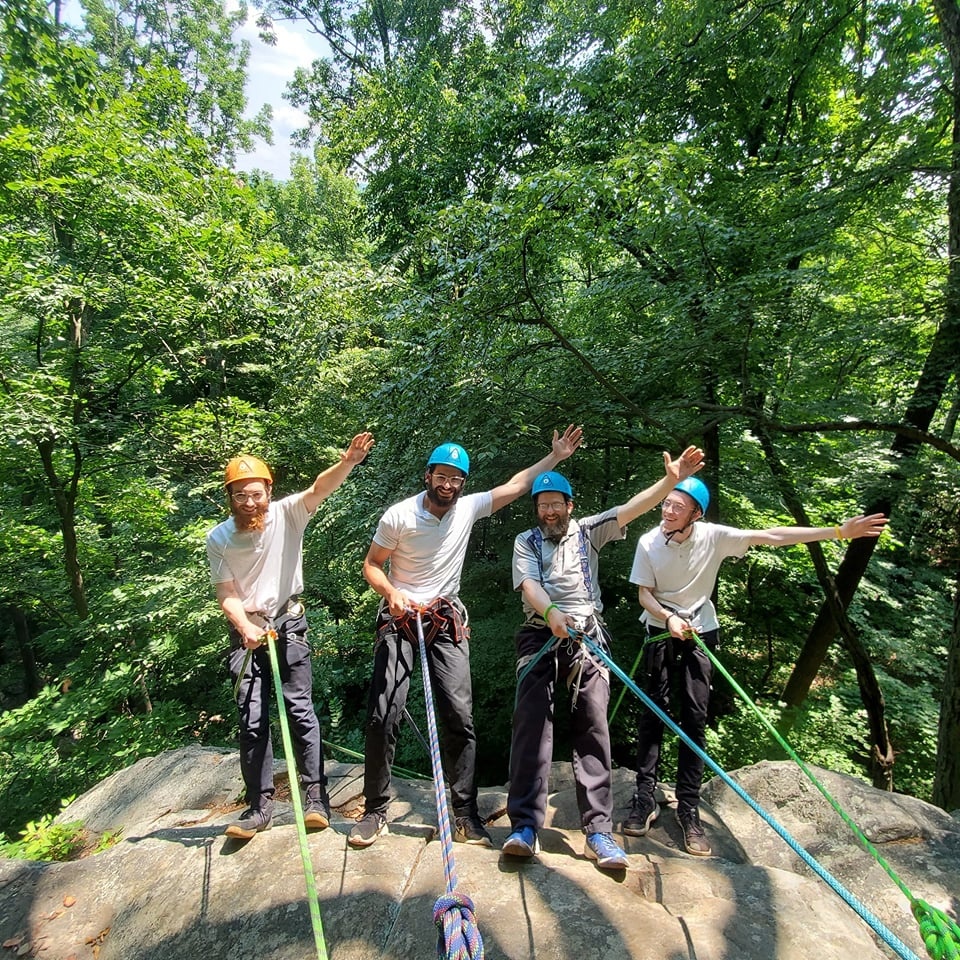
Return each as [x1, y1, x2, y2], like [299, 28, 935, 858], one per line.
[502, 447, 703, 871]
[207, 434, 374, 839]
[348, 426, 583, 849]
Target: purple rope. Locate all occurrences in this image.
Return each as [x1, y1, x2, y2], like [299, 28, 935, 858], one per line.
[414, 609, 485, 960]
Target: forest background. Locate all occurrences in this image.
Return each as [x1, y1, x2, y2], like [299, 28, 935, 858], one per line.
[2, 0, 959, 850]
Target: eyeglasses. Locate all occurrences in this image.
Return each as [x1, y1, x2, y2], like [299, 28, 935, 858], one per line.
[660, 498, 691, 513]
[536, 500, 568, 513]
[231, 491, 268, 504]
[432, 474, 465, 489]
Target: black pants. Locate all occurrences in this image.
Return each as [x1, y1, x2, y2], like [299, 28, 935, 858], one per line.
[508, 623, 613, 834]
[362, 603, 478, 818]
[228, 612, 325, 807]
[633, 628, 718, 816]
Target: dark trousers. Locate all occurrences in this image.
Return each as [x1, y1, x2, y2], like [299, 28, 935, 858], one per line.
[633, 628, 718, 815]
[362, 609, 478, 818]
[508, 623, 613, 834]
[228, 612, 325, 807]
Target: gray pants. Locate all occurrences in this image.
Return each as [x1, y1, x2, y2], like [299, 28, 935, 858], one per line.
[228, 612, 325, 807]
[507, 622, 613, 834]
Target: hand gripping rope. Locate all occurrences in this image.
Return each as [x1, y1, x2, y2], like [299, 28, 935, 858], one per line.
[691, 635, 959, 960]
[412, 607, 486, 960]
[264, 630, 329, 960]
[567, 627, 923, 960]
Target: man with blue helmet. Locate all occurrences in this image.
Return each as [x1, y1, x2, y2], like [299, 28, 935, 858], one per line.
[626, 480, 888, 856]
[349, 425, 583, 848]
[503, 446, 704, 870]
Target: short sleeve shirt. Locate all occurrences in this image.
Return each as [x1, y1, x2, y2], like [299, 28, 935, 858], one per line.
[206, 492, 313, 617]
[513, 508, 626, 619]
[629, 521, 752, 631]
[372, 490, 494, 603]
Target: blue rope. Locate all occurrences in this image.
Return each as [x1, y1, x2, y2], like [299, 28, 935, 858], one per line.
[571, 628, 921, 960]
[414, 609, 485, 960]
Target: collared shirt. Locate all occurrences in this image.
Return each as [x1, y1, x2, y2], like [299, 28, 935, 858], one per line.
[629, 521, 752, 631]
[513, 508, 625, 620]
[206, 492, 312, 617]
[372, 490, 494, 603]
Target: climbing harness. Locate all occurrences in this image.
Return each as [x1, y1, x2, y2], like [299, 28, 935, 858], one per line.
[411, 607, 485, 960]
[693, 635, 960, 960]
[608, 629, 669, 725]
[569, 627, 924, 960]
[264, 630, 329, 960]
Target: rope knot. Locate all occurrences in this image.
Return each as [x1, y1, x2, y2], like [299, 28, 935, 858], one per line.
[433, 892, 484, 960]
[912, 899, 960, 960]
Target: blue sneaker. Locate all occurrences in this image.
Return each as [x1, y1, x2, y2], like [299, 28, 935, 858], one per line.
[502, 826, 539, 857]
[585, 832, 629, 870]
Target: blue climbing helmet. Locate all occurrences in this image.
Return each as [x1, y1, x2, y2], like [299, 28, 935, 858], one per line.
[673, 477, 709, 515]
[426, 442, 470, 476]
[531, 471, 573, 500]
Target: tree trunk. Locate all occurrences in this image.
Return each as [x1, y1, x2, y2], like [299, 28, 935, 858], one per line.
[933, 559, 960, 810]
[779, 0, 960, 707]
[10, 606, 42, 698]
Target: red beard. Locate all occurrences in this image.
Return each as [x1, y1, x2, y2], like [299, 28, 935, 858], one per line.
[232, 502, 269, 532]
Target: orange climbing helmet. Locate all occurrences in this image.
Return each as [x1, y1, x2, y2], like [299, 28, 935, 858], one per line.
[224, 455, 273, 488]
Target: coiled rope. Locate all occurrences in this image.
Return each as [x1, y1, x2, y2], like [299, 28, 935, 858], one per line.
[570, 627, 922, 960]
[413, 608, 485, 960]
[694, 635, 959, 960]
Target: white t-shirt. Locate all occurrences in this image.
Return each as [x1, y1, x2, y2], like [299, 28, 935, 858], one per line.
[206, 492, 312, 617]
[513, 508, 625, 619]
[372, 490, 494, 603]
[629, 521, 752, 631]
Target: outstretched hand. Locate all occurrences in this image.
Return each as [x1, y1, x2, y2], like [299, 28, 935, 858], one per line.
[342, 432, 375, 465]
[663, 446, 705, 483]
[552, 424, 584, 462]
[839, 513, 888, 539]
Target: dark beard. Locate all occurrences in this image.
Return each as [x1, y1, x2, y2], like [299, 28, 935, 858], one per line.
[232, 503, 269, 532]
[425, 485, 462, 509]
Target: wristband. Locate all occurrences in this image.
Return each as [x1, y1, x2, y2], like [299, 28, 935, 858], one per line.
[834, 526, 843, 541]
[543, 603, 560, 620]
[665, 613, 676, 626]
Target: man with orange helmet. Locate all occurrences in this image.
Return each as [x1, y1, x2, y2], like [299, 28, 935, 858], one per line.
[626, 477, 887, 857]
[348, 426, 583, 849]
[208, 433, 375, 839]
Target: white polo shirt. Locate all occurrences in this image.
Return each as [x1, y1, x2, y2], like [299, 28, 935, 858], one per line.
[629, 521, 752, 631]
[513, 508, 625, 619]
[372, 490, 494, 603]
[206, 492, 312, 617]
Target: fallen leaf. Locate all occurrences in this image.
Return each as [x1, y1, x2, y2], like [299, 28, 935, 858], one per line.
[15, 942, 31, 957]
[2, 937, 23, 949]
[62, 896, 76, 908]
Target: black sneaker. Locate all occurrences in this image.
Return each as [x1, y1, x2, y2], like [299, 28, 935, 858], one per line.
[677, 808, 712, 856]
[348, 810, 388, 848]
[224, 802, 273, 839]
[454, 815, 493, 847]
[623, 793, 659, 837]
[304, 785, 330, 830]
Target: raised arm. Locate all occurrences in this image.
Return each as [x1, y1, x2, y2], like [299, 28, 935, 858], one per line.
[747, 513, 888, 548]
[489, 425, 583, 513]
[616, 446, 705, 527]
[302, 432, 375, 513]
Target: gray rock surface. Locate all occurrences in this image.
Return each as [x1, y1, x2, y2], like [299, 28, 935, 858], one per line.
[0, 746, 955, 959]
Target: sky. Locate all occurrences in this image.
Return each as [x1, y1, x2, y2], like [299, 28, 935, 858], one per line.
[231, 11, 330, 179]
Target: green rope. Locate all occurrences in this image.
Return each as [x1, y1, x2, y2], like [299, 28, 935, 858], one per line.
[321, 739, 429, 781]
[266, 632, 328, 960]
[608, 630, 668, 724]
[695, 635, 960, 960]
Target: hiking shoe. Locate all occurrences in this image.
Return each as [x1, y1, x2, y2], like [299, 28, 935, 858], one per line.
[454, 815, 493, 847]
[224, 804, 273, 839]
[348, 810, 388, 848]
[677, 809, 712, 856]
[304, 785, 331, 830]
[623, 793, 660, 837]
[585, 832, 629, 870]
[502, 826, 540, 857]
